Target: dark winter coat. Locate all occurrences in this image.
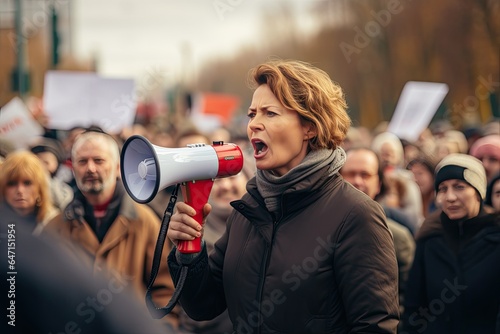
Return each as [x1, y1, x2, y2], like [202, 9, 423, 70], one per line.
[401, 209, 500, 334]
[169, 168, 399, 334]
[0, 217, 171, 334]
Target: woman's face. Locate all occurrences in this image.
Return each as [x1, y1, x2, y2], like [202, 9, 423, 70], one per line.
[436, 179, 481, 220]
[409, 162, 434, 196]
[479, 155, 500, 182]
[379, 142, 399, 170]
[247, 84, 314, 176]
[491, 180, 500, 213]
[35, 151, 59, 175]
[5, 178, 39, 216]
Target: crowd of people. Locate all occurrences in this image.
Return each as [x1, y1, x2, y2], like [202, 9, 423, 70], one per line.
[0, 59, 499, 333]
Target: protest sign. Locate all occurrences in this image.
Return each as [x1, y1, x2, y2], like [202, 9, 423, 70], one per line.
[387, 81, 449, 142]
[0, 97, 44, 149]
[43, 71, 136, 134]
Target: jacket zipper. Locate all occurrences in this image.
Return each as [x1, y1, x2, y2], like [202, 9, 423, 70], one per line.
[255, 202, 285, 333]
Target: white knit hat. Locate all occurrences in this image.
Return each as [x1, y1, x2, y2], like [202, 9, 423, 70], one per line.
[434, 153, 487, 199]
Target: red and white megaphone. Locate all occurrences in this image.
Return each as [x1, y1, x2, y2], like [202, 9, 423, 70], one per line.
[120, 135, 243, 253]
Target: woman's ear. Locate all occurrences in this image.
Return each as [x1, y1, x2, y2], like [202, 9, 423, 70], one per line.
[304, 124, 317, 140]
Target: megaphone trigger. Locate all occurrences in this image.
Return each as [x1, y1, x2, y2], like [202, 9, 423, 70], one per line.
[177, 179, 215, 253]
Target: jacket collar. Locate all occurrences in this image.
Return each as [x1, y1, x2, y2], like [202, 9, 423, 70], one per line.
[231, 169, 342, 244]
[239, 168, 340, 217]
[65, 180, 138, 222]
[63, 180, 140, 253]
[416, 207, 500, 242]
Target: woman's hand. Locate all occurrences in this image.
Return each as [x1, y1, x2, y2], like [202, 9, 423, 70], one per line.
[167, 202, 212, 247]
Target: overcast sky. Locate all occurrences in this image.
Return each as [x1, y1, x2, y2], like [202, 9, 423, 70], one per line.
[72, 0, 319, 84]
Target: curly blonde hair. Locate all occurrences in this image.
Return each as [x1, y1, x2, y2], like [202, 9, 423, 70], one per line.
[249, 59, 351, 150]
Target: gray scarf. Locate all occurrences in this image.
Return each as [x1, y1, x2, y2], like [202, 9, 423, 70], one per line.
[256, 147, 346, 214]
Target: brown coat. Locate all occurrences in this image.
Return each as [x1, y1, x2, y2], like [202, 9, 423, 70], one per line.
[50, 188, 177, 326]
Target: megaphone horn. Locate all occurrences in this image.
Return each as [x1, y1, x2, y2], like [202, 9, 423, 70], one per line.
[121, 135, 244, 203]
[120, 135, 244, 253]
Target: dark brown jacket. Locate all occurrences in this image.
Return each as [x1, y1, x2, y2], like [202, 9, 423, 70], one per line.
[169, 167, 399, 333]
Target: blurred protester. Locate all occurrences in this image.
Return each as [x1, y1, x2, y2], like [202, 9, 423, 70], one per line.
[371, 131, 405, 174]
[402, 153, 500, 334]
[461, 125, 484, 151]
[371, 131, 424, 231]
[444, 130, 469, 154]
[151, 129, 176, 148]
[356, 126, 375, 147]
[30, 137, 74, 211]
[379, 173, 409, 210]
[30, 137, 64, 177]
[340, 147, 415, 316]
[209, 126, 232, 144]
[0, 151, 59, 236]
[429, 120, 453, 139]
[167, 59, 399, 333]
[407, 156, 438, 219]
[50, 128, 178, 330]
[400, 139, 421, 168]
[175, 124, 211, 147]
[414, 128, 437, 159]
[434, 130, 468, 162]
[485, 173, 500, 213]
[0, 217, 172, 334]
[372, 120, 389, 138]
[58, 126, 86, 188]
[482, 118, 500, 136]
[61, 126, 87, 161]
[341, 127, 361, 151]
[469, 134, 500, 182]
[120, 122, 150, 142]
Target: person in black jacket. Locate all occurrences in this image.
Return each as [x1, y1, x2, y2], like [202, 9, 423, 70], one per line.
[166, 59, 399, 333]
[401, 153, 500, 334]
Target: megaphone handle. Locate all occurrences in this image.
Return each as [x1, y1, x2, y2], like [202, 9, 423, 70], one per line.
[178, 179, 214, 254]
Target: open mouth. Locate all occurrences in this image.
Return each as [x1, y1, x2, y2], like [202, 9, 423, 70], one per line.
[252, 140, 268, 156]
